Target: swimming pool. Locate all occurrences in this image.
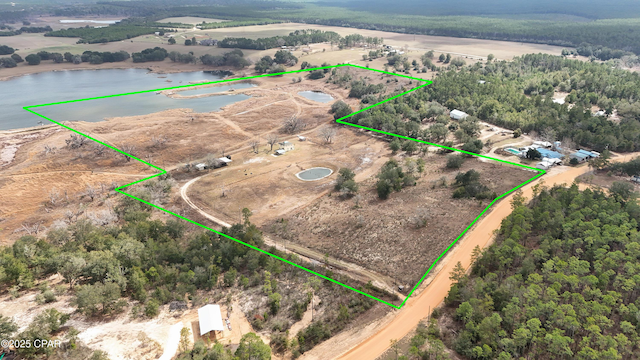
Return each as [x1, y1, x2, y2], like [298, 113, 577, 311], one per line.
[505, 148, 521, 155]
[296, 167, 333, 181]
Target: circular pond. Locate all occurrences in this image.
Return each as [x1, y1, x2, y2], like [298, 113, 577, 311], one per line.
[296, 167, 333, 181]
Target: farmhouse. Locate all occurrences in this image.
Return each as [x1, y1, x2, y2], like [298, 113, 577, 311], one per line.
[450, 109, 468, 120]
[198, 304, 224, 340]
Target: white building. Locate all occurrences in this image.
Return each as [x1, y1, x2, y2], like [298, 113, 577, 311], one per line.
[198, 304, 225, 337]
[279, 141, 294, 152]
[552, 98, 566, 105]
[450, 109, 468, 120]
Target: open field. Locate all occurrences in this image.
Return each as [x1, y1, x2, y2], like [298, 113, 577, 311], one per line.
[6, 16, 123, 31]
[188, 127, 389, 225]
[264, 155, 532, 286]
[183, 23, 569, 60]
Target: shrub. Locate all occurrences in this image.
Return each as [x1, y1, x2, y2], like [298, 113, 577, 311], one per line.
[446, 154, 465, 169]
[0, 45, 14, 55]
[25, 54, 40, 65]
[330, 100, 352, 120]
[11, 53, 23, 63]
[144, 299, 159, 318]
[307, 70, 325, 79]
[453, 186, 467, 199]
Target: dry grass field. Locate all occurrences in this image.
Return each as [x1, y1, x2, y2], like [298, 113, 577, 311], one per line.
[263, 155, 533, 287]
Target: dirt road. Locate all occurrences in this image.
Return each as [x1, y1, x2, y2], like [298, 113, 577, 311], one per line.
[336, 160, 618, 360]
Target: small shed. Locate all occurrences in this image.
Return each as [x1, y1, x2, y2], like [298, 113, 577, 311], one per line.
[552, 98, 566, 105]
[533, 141, 552, 148]
[450, 109, 468, 120]
[195, 163, 206, 171]
[198, 304, 225, 337]
[275, 149, 286, 156]
[279, 141, 294, 152]
[576, 149, 599, 159]
[569, 152, 589, 163]
[536, 162, 551, 170]
[218, 157, 232, 165]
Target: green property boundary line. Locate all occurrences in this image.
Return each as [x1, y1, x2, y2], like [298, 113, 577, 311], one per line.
[23, 64, 545, 309]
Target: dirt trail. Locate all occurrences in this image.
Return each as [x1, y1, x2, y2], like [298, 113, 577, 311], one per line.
[158, 322, 183, 360]
[334, 154, 639, 360]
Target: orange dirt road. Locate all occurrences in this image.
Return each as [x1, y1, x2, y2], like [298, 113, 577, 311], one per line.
[337, 162, 609, 360]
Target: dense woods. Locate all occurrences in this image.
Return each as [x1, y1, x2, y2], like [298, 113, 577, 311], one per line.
[46, 24, 164, 44]
[342, 54, 640, 152]
[441, 184, 640, 359]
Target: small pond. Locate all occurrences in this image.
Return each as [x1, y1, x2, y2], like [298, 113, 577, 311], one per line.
[296, 167, 333, 181]
[298, 91, 334, 103]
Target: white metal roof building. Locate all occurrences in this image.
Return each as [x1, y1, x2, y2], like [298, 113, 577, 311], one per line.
[198, 304, 224, 336]
[450, 109, 468, 120]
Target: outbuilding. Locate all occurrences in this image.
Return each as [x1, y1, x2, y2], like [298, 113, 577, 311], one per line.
[279, 141, 294, 152]
[198, 304, 225, 339]
[218, 156, 232, 165]
[576, 149, 600, 159]
[569, 152, 589, 163]
[450, 109, 468, 120]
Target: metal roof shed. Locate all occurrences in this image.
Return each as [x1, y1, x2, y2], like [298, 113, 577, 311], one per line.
[198, 304, 224, 336]
[536, 148, 563, 159]
[577, 149, 599, 158]
[570, 152, 589, 162]
[450, 109, 468, 120]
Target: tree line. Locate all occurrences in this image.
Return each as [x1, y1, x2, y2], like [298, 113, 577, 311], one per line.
[46, 24, 170, 44]
[219, 29, 381, 50]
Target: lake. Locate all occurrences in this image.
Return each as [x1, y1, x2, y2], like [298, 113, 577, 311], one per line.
[176, 82, 255, 96]
[0, 69, 248, 131]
